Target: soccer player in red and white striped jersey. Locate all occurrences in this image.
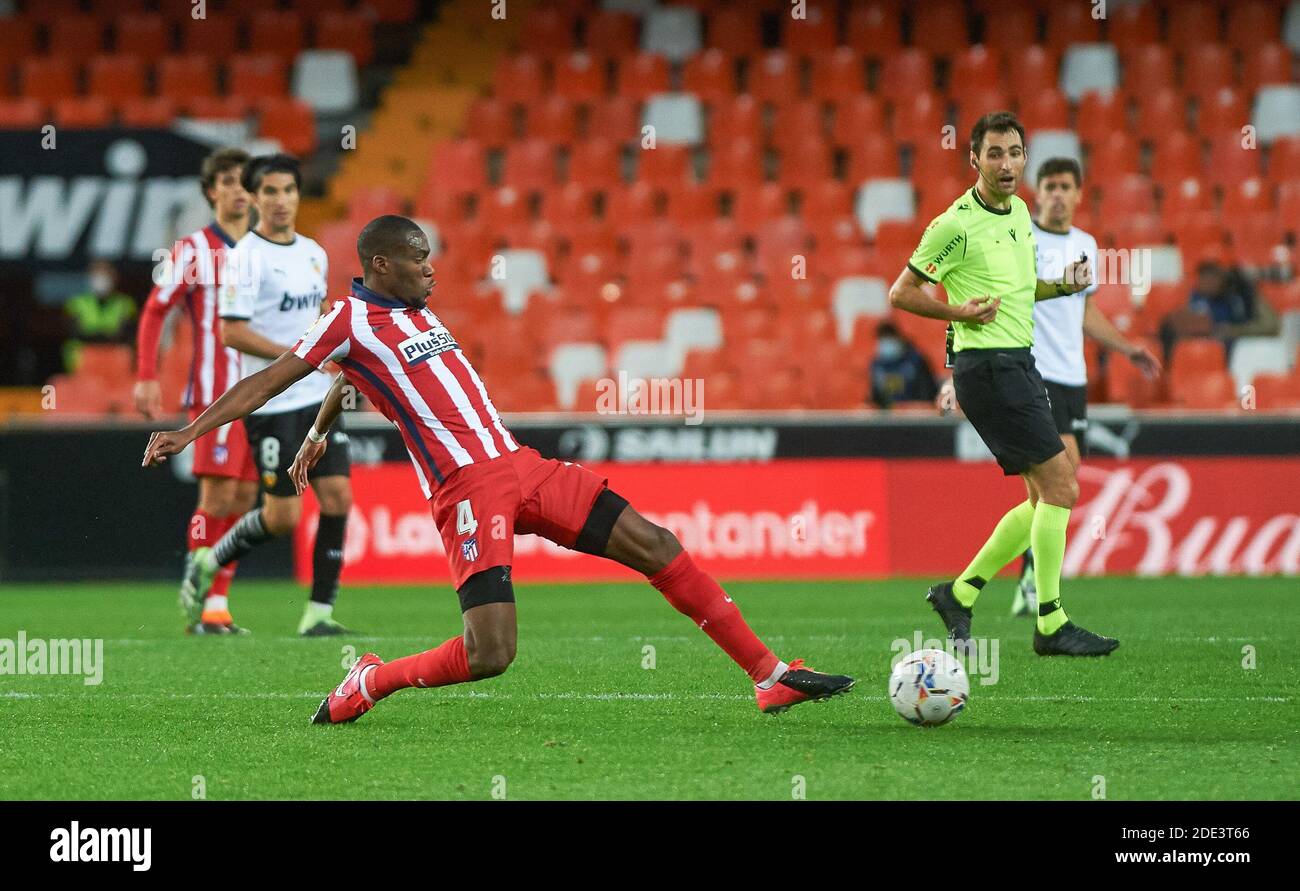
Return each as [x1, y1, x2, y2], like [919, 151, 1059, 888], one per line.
[143, 215, 855, 720]
[134, 147, 259, 635]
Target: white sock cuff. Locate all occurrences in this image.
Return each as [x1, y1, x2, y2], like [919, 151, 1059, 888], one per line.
[756, 660, 789, 690]
[358, 663, 377, 705]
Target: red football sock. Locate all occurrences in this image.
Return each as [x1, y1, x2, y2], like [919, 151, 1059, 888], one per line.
[209, 514, 240, 598]
[649, 551, 779, 683]
[188, 509, 219, 550]
[369, 636, 473, 700]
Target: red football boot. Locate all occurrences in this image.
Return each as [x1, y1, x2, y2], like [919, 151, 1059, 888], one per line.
[755, 658, 856, 714]
[312, 652, 384, 724]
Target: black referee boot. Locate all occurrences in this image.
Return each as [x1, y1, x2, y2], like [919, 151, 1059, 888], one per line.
[925, 581, 973, 649]
[1034, 621, 1119, 656]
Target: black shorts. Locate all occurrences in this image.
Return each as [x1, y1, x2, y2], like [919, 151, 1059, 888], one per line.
[244, 404, 351, 496]
[1043, 380, 1088, 438]
[953, 347, 1065, 476]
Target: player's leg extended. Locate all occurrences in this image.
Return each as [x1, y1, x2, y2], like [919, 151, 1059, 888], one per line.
[587, 492, 854, 712]
[311, 575, 515, 725]
[186, 476, 257, 631]
[1023, 450, 1117, 655]
[299, 475, 352, 636]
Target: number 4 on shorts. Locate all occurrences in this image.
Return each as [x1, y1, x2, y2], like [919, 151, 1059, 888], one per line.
[456, 499, 478, 535]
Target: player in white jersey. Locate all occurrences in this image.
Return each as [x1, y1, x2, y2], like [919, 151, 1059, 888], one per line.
[184, 154, 355, 636]
[1010, 158, 1162, 615]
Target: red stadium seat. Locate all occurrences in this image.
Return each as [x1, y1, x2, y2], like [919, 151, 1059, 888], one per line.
[0, 18, 39, 64]
[19, 58, 77, 105]
[709, 95, 762, 146]
[1171, 211, 1227, 268]
[1226, 0, 1283, 53]
[427, 139, 488, 192]
[87, 54, 147, 102]
[913, 0, 969, 57]
[1087, 131, 1141, 178]
[783, 3, 838, 55]
[1006, 45, 1057, 106]
[588, 97, 639, 144]
[1181, 44, 1234, 101]
[1124, 44, 1174, 92]
[347, 185, 404, 224]
[1043, 3, 1102, 51]
[810, 48, 867, 104]
[1222, 177, 1274, 216]
[54, 97, 114, 129]
[554, 53, 606, 102]
[1167, 1, 1221, 52]
[1225, 215, 1290, 266]
[890, 90, 944, 146]
[733, 183, 790, 231]
[157, 55, 216, 103]
[636, 144, 694, 188]
[465, 98, 514, 146]
[683, 50, 736, 103]
[493, 55, 546, 105]
[911, 138, 966, 182]
[708, 139, 763, 188]
[749, 51, 800, 105]
[916, 175, 967, 221]
[799, 180, 852, 220]
[1075, 91, 1126, 148]
[114, 14, 170, 57]
[771, 101, 826, 152]
[48, 17, 107, 56]
[707, 7, 762, 55]
[979, 6, 1037, 53]
[1149, 130, 1203, 187]
[248, 11, 304, 63]
[830, 94, 886, 147]
[878, 49, 934, 102]
[1270, 137, 1300, 182]
[521, 7, 574, 56]
[363, 0, 418, 24]
[1278, 181, 1300, 235]
[1207, 133, 1261, 187]
[1172, 369, 1238, 410]
[315, 12, 376, 66]
[954, 88, 1012, 143]
[227, 54, 288, 101]
[1160, 176, 1211, 221]
[1242, 43, 1293, 93]
[0, 100, 45, 130]
[1019, 87, 1069, 132]
[529, 96, 579, 144]
[117, 96, 178, 128]
[545, 184, 598, 230]
[1133, 88, 1188, 142]
[1106, 214, 1166, 249]
[846, 2, 903, 53]
[1249, 372, 1300, 409]
[569, 139, 623, 190]
[258, 97, 317, 156]
[1172, 338, 1228, 375]
[178, 14, 237, 58]
[502, 139, 558, 192]
[613, 183, 664, 224]
[948, 45, 1003, 102]
[1105, 336, 1166, 406]
[185, 95, 251, 120]
[1106, 2, 1160, 55]
[615, 52, 669, 101]
[1097, 174, 1157, 219]
[778, 136, 833, 189]
[845, 132, 901, 181]
[1197, 87, 1249, 137]
[585, 10, 638, 54]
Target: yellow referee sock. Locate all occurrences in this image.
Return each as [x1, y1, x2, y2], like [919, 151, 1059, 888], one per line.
[952, 500, 1035, 607]
[1031, 502, 1071, 635]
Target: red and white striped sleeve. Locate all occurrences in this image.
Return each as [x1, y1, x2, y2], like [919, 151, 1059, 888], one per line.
[293, 298, 352, 368]
[136, 237, 196, 381]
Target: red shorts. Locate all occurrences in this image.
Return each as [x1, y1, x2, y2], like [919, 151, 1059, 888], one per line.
[189, 410, 258, 482]
[431, 446, 608, 589]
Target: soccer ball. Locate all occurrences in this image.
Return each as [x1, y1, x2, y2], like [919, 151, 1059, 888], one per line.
[889, 648, 970, 726]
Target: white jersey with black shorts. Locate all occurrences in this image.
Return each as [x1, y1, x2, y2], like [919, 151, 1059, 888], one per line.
[219, 230, 350, 495]
[1030, 222, 1098, 439]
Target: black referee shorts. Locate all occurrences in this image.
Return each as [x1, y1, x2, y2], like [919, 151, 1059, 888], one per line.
[953, 347, 1065, 476]
[1043, 379, 1089, 438]
[244, 404, 351, 497]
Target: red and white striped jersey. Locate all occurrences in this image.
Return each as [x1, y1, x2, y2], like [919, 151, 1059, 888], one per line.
[136, 222, 241, 409]
[292, 278, 519, 498]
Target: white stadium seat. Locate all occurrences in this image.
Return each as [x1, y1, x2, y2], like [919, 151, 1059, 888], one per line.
[485, 249, 548, 314]
[292, 50, 359, 114]
[1252, 86, 1300, 144]
[854, 178, 914, 239]
[664, 307, 723, 361]
[549, 343, 608, 410]
[614, 339, 682, 379]
[1026, 130, 1083, 184]
[1285, 1, 1300, 51]
[1232, 336, 1295, 391]
[642, 7, 702, 62]
[831, 276, 890, 343]
[1060, 43, 1120, 101]
[603, 0, 656, 13]
[642, 93, 705, 144]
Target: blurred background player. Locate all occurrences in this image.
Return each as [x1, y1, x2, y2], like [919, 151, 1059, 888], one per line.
[187, 154, 353, 637]
[1012, 157, 1163, 616]
[141, 215, 856, 721]
[134, 147, 258, 635]
[889, 112, 1118, 657]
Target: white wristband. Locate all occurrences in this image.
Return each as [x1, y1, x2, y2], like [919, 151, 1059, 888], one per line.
[307, 426, 328, 444]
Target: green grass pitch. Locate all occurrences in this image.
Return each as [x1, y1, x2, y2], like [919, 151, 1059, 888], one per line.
[1, 576, 1295, 800]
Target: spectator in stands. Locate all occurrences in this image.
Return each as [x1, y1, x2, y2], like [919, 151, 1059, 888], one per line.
[63, 260, 137, 372]
[870, 321, 938, 408]
[1161, 260, 1279, 359]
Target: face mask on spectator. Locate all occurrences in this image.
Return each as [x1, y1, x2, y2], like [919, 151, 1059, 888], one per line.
[877, 337, 904, 362]
[90, 272, 114, 296]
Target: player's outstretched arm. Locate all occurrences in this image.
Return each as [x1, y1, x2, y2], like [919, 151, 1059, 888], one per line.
[141, 352, 316, 467]
[287, 373, 348, 494]
[889, 268, 1000, 324]
[1083, 299, 1162, 379]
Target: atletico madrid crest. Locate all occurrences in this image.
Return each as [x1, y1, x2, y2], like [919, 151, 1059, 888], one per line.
[461, 537, 479, 562]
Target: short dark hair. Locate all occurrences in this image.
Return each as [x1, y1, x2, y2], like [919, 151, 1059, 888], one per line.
[970, 111, 1026, 156]
[357, 214, 426, 270]
[1036, 156, 1082, 186]
[199, 147, 250, 207]
[242, 153, 301, 194]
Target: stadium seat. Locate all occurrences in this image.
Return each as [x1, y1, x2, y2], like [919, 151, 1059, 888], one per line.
[750, 51, 800, 105]
[1278, 181, 1300, 234]
[1075, 91, 1126, 148]
[1226, 215, 1291, 266]
[615, 52, 670, 101]
[1149, 131, 1203, 188]
[229, 54, 288, 102]
[1172, 338, 1229, 376]
[912, 0, 969, 56]
[1181, 44, 1234, 102]
[830, 95, 886, 148]
[178, 14, 237, 58]
[890, 90, 944, 146]
[1105, 337, 1166, 406]
[1169, 211, 1227, 269]
[682, 49, 736, 103]
[1025, 131, 1082, 185]
[88, 54, 147, 102]
[954, 87, 1013, 142]
[1019, 88, 1070, 132]
[484, 249, 549, 314]
[0, 99, 46, 129]
[315, 11, 377, 66]
[845, 132, 901, 181]
[832, 277, 890, 343]
[853, 179, 914, 240]
[1172, 369, 1239, 410]
[1105, 2, 1160, 54]
[49, 17, 107, 56]
[1060, 43, 1119, 101]
[493, 55, 546, 105]
[114, 13, 169, 57]
[258, 97, 318, 157]
[54, 97, 114, 129]
[1270, 136, 1300, 182]
[948, 45, 1003, 101]
[708, 139, 763, 188]
[708, 94, 762, 146]
[569, 140, 624, 192]
[1167, 1, 1221, 51]
[1231, 336, 1295, 392]
[705, 6, 761, 56]
[1043, 3, 1103, 51]
[521, 7, 574, 57]
[1161, 176, 1211, 222]
[466, 98, 514, 146]
[980, 6, 1037, 53]
[1227, 1, 1284, 51]
[1133, 88, 1188, 142]
[811, 48, 866, 104]
[292, 51, 358, 113]
[586, 10, 639, 55]
[878, 49, 935, 102]
[1207, 133, 1262, 186]
[1248, 371, 1300, 409]
[248, 10, 304, 63]
[585, 97, 637, 146]
[642, 6, 702, 62]
[530, 96, 579, 144]
[1197, 87, 1249, 137]
[1288, 0, 1300, 50]
[770, 101, 826, 153]
[779, 136, 833, 189]
[157, 55, 215, 103]
[1222, 177, 1274, 216]
[783, 2, 838, 54]
[554, 53, 607, 102]
[0, 17, 38, 63]
[185, 95, 251, 120]
[1006, 45, 1058, 106]
[549, 343, 607, 409]
[19, 58, 77, 106]
[846, 2, 903, 53]
[1243, 43, 1294, 93]
[1252, 86, 1300, 145]
[643, 94, 704, 145]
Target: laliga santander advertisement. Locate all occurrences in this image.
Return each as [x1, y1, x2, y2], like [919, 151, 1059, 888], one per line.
[296, 457, 1300, 583]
